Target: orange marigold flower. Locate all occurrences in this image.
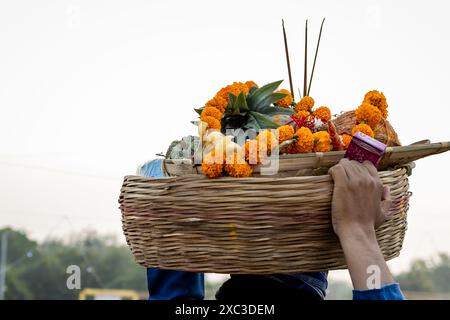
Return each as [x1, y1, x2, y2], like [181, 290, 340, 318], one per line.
[363, 90, 388, 118]
[225, 162, 253, 177]
[276, 125, 295, 143]
[294, 96, 315, 113]
[225, 152, 253, 177]
[313, 131, 332, 152]
[294, 127, 314, 153]
[217, 82, 250, 101]
[292, 110, 310, 120]
[245, 81, 258, 90]
[257, 130, 278, 152]
[244, 140, 262, 165]
[341, 134, 352, 150]
[203, 116, 221, 130]
[355, 103, 382, 129]
[352, 123, 374, 138]
[274, 89, 293, 108]
[313, 106, 331, 122]
[202, 152, 224, 178]
[206, 95, 228, 113]
[200, 106, 222, 121]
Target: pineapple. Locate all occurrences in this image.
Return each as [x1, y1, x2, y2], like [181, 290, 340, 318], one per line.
[221, 80, 294, 133]
[195, 80, 295, 134]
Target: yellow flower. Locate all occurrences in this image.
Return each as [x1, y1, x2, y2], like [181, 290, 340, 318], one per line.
[355, 103, 382, 129]
[225, 152, 253, 177]
[276, 125, 295, 143]
[200, 106, 222, 121]
[274, 89, 293, 108]
[313, 106, 331, 122]
[202, 152, 224, 178]
[363, 90, 388, 118]
[313, 131, 332, 152]
[341, 134, 352, 150]
[205, 95, 228, 113]
[294, 96, 315, 113]
[203, 116, 221, 130]
[293, 127, 314, 153]
[352, 123, 374, 138]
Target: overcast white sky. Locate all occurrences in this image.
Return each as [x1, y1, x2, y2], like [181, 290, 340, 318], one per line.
[1, 0, 450, 283]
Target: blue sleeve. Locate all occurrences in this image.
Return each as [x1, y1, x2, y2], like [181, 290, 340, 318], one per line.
[138, 159, 205, 300]
[147, 268, 204, 300]
[353, 283, 405, 300]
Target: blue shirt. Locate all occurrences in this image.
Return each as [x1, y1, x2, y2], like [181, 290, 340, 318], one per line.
[139, 159, 404, 300]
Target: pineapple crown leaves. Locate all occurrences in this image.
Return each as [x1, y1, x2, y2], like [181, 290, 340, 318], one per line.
[222, 80, 295, 131]
[193, 80, 296, 132]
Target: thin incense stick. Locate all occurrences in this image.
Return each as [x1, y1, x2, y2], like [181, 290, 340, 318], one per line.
[282, 19, 295, 100]
[307, 18, 325, 96]
[303, 19, 308, 98]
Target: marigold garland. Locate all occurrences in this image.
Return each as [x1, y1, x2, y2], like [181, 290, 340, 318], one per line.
[294, 127, 314, 153]
[294, 96, 315, 113]
[292, 110, 310, 120]
[200, 106, 222, 121]
[217, 82, 250, 102]
[257, 130, 278, 152]
[203, 116, 221, 130]
[201, 152, 224, 178]
[245, 81, 258, 90]
[195, 82, 392, 178]
[225, 152, 253, 178]
[313, 106, 331, 122]
[274, 89, 293, 108]
[352, 123, 374, 138]
[363, 90, 388, 119]
[313, 131, 332, 152]
[276, 125, 295, 143]
[341, 134, 352, 150]
[355, 103, 382, 129]
[244, 140, 258, 164]
[244, 139, 268, 165]
[205, 95, 228, 113]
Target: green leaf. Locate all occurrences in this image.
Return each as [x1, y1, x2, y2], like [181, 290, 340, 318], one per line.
[245, 114, 262, 131]
[248, 86, 258, 96]
[228, 93, 238, 113]
[254, 92, 288, 111]
[194, 108, 204, 116]
[249, 111, 279, 129]
[246, 80, 283, 110]
[235, 92, 249, 112]
[258, 106, 295, 116]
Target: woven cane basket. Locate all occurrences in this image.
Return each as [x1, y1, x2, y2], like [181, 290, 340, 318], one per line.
[119, 142, 449, 274]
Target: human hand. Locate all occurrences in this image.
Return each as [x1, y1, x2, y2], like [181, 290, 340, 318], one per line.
[328, 158, 393, 240]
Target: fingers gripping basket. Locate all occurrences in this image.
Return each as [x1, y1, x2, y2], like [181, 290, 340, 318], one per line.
[119, 166, 411, 274]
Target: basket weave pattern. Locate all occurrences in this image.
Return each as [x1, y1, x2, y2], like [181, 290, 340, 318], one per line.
[119, 167, 410, 274]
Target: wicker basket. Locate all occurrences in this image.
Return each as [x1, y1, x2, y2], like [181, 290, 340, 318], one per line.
[119, 142, 449, 274]
[333, 110, 402, 147]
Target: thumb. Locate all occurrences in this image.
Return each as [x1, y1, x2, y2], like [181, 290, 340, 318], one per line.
[381, 185, 393, 216]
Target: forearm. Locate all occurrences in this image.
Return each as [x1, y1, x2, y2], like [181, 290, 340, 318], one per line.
[339, 226, 394, 290]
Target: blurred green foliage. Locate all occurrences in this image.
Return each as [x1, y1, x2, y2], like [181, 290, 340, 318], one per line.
[0, 228, 147, 300]
[1, 227, 450, 300]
